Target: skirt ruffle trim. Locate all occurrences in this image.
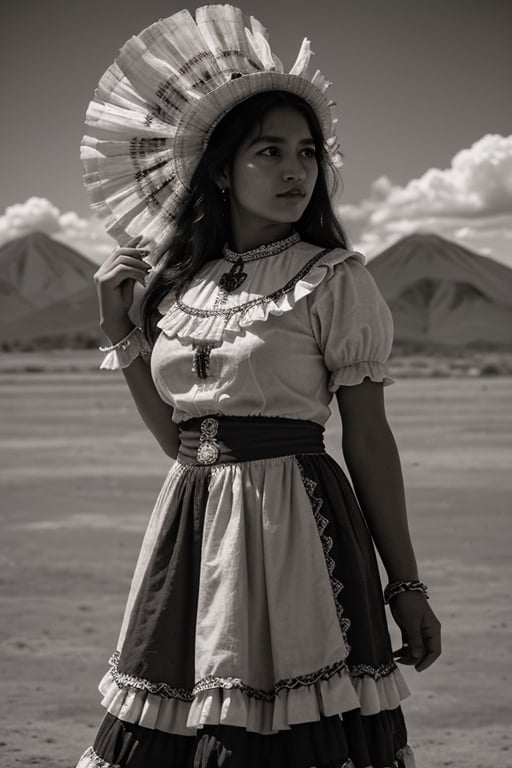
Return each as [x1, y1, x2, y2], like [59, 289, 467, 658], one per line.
[98, 665, 410, 736]
[76, 743, 416, 768]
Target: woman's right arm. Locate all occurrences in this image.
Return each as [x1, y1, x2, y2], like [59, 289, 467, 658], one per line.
[94, 236, 180, 459]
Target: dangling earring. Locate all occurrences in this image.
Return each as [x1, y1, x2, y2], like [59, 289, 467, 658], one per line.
[219, 187, 229, 219]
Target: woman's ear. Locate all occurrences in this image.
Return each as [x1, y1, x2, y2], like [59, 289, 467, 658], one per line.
[214, 167, 230, 192]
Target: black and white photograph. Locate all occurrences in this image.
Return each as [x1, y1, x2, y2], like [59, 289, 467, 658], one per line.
[1, 1, 511, 766]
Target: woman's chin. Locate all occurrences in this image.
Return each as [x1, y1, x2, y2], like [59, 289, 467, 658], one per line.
[264, 208, 305, 225]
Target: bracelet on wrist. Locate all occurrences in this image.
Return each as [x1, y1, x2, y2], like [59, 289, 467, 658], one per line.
[99, 325, 151, 370]
[383, 579, 429, 604]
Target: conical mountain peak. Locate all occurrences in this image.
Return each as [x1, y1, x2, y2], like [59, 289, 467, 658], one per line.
[0, 231, 99, 344]
[367, 233, 512, 344]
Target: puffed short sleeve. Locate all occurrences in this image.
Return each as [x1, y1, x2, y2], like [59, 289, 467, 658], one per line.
[308, 256, 394, 390]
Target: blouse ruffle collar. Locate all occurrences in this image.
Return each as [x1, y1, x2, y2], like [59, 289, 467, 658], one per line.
[156, 241, 365, 347]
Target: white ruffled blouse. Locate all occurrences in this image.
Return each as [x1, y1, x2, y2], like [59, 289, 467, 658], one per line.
[150, 240, 394, 425]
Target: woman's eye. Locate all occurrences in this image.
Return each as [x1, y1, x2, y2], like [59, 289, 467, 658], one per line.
[259, 146, 279, 157]
[302, 147, 316, 158]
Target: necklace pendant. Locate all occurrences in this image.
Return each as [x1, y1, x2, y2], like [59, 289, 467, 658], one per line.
[219, 257, 247, 292]
[192, 343, 212, 379]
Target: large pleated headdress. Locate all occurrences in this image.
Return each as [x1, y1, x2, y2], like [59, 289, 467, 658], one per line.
[81, 4, 342, 263]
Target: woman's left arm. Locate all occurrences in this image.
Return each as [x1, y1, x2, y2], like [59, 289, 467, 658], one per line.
[336, 377, 442, 672]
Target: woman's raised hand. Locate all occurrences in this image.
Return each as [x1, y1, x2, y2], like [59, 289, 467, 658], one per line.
[94, 235, 152, 340]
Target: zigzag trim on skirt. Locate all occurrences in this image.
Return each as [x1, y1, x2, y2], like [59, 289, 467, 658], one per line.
[294, 458, 352, 654]
[108, 652, 398, 704]
[294, 459, 399, 682]
[108, 651, 349, 702]
[349, 660, 398, 679]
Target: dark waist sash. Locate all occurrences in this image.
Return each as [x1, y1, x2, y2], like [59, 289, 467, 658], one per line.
[177, 415, 326, 465]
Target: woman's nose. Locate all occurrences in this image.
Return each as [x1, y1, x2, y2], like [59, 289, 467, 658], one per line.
[282, 165, 306, 182]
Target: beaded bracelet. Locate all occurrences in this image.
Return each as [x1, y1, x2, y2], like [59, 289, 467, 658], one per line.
[99, 325, 151, 370]
[383, 579, 429, 604]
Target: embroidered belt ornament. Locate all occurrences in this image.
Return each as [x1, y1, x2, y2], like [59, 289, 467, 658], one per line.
[219, 257, 247, 292]
[196, 417, 220, 464]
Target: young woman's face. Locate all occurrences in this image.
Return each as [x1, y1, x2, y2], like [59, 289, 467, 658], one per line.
[222, 104, 319, 235]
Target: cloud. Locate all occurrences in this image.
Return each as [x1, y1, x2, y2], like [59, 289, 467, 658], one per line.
[340, 134, 512, 265]
[0, 197, 113, 263]
[0, 198, 62, 240]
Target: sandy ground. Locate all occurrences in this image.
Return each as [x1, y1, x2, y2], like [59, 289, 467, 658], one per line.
[1, 361, 511, 767]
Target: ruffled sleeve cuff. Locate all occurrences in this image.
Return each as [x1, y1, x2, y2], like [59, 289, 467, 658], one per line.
[329, 360, 395, 391]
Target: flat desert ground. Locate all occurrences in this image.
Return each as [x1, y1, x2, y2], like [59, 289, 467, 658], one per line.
[1, 354, 511, 767]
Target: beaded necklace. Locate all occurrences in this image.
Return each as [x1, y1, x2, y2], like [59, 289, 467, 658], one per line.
[219, 232, 301, 293]
[222, 231, 301, 263]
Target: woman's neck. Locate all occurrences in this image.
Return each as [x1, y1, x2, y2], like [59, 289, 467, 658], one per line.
[228, 218, 294, 253]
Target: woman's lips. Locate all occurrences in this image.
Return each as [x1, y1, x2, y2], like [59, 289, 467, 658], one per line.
[276, 190, 306, 198]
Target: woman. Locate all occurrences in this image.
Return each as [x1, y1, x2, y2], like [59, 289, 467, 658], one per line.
[78, 6, 441, 767]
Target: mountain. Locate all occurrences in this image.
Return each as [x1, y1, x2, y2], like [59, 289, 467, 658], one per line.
[0, 231, 100, 345]
[366, 233, 512, 345]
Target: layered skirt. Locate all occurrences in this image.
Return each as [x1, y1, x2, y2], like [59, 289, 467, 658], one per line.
[77, 416, 415, 768]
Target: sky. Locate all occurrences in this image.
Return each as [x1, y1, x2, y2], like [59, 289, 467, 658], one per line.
[1, 0, 511, 265]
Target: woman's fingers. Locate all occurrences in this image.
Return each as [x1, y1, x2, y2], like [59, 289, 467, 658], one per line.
[112, 254, 152, 271]
[406, 627, 426, 666]
[101, 264, 148, 286]
[118, 246, 151, 256]
[93, 235, 153, 320]
[388, 591, 442, 672]
[393, 619, 442, 672]
[125, 234, 155, 255]
[101, 241, 151, 269]
[415, 649, 440, 673]
[392, 641, 418, 666]
[95, 253, 151, 284]
[415, 619, 442, 672]
[106, 248, 150, 266]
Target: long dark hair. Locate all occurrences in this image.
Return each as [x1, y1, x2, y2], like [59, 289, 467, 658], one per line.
[142, 90, 350, 342]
